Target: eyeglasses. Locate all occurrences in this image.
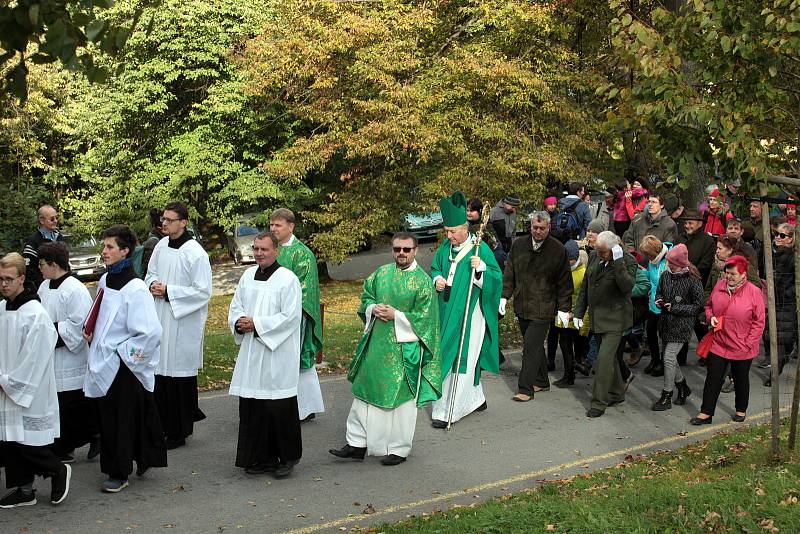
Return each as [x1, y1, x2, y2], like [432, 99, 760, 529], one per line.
[160, 216, 182, 224]
[392, 246, 416, 253]
[775, 232, 792, 239]
[0, 276, 20, 285]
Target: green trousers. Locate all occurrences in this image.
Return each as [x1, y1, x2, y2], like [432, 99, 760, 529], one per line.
[591, 331, 625, 411]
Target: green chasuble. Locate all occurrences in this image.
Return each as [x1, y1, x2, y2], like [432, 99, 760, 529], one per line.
[430, 235, 502, 385]
[348, 263, 442, 409]
[277, 236, 323, 369]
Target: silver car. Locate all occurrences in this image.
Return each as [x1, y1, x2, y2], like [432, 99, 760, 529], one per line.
[227, 219, 262, 264]
[65, 235, 106, 281]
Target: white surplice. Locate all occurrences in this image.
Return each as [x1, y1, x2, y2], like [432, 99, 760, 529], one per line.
[430, 294, 487, 424]
[145, 237, 212, 377]
[0, 298, 60, 446]
[38, 276, 92, 392]
[228, 266, 302, 400]
[84, 275, 163, 398]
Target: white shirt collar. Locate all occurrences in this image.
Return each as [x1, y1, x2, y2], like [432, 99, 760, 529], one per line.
[398, 260, 418, 271]
[283, 234, 296, 246]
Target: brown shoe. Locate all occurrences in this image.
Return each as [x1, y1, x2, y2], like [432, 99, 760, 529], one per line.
[627, 348, 643, 367]
[533, 386, 550, 392]
[512, 393, 532, 402]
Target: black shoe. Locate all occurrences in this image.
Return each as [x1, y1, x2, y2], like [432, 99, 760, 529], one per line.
[51, 464, 71, 505]
[0, 488, 37, 508]
[301, 413, 316, 422]
[697, 358, 707, 367]
[643, 360, 655, 375]
[136, 464, 149, 477]
[554, 377, 574, 388]
[328, 444, 366, 460]
[273, 462, 295, 478]
[586, 408, 604, 418]
[732, 413, 746, 422]
[87, 436, 101, 460]
[56, 452, 75, 464]
[690, 416, 712, 425]
[650, 364, 664, 377]
[475, 401, 488, 412]
[608, 398, 625, 407]
[652, 390, 672, 411]
[674, 380, 691, 406]
[547, 361, 556, 372]
[431, 419, 448, 429]
[574, 362, 591, 376]
[245, 458, 279, 474]
[165, 437, 186, 450]
[380, 454, 407, 466]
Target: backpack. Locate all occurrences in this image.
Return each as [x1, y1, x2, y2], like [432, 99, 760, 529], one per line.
[551, 199, 581, 243]
[131, 245, 146, 278]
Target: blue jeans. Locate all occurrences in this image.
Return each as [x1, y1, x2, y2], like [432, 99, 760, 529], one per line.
[586, 334, 599, 367]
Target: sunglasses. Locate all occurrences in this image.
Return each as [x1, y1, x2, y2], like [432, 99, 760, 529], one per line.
[775, 232, 792, 239]
[392, 246, 416, 253]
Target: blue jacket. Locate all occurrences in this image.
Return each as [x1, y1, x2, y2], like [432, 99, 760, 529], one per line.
[558, 196, 592, 239]
[646, 243, 673, 314]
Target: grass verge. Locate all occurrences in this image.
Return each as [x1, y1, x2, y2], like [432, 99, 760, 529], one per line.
[369, 421, 800, 533]
[199, 280, 523, 390]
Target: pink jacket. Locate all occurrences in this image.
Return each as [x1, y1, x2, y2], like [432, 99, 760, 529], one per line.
[705, 279, 766, 360]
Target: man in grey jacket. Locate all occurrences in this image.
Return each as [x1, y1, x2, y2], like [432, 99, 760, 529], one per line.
[623, 192, 678, 253]
[558, 182, 593, 239]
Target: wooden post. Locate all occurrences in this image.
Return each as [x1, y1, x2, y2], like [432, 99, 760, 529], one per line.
[316, 303, 324, 364]
[789, 222, 800, 450]
[760, 185, 781, 456]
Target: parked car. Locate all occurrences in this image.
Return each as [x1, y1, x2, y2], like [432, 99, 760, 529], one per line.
[401, 211, 443, 241]
[65, 235, 106, 281]
[227, 217, 262, 264]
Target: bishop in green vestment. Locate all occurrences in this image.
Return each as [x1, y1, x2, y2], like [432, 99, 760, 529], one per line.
[270, 209, 325, 420]
[329, 233, 441, 465]
[430, 192, 502, 428]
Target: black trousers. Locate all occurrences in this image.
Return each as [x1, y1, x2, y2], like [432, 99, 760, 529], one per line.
[235, 396, 302, 468]
[546, 327, 560, 365]
[52, 389, 100, 456]
[615, 338, 631, 382]
[154, 375, 207, 440]
[1, 442, 63, 488]
[98, 364, 167, 479]
[646, 312, 661, 364]
[517, 318, 552, 394]
[700, 353, 753, 416]
[614, 220, 631, 237]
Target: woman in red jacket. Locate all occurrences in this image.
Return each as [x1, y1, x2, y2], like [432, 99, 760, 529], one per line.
[691, 255, 765, 425]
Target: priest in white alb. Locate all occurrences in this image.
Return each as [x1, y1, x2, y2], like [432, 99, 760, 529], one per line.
[145, 201, 212, 450]
[84, 225, 167, 494]
[36, 242, 100, 463]
[0, 252, 71, 508]
[228, 230, 303, 479]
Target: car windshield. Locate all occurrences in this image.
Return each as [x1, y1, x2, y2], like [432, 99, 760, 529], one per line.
[238, 224, 259, 237]
[67, 236, 98, 250]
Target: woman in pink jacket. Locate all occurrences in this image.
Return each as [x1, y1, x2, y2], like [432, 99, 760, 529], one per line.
[691, 255, 765, 425]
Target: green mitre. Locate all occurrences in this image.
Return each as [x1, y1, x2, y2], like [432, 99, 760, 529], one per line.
[439, 191, 468, 227]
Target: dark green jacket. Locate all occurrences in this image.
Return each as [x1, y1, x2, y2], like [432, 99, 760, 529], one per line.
[573, 251, 638, 334]
[502, 235, 573, 321]
[676, 230, 716, 283]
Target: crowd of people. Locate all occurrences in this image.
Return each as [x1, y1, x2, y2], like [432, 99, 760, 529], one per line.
[0, 181, 795, 509]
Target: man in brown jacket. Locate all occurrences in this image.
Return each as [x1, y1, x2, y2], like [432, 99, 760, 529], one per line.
[501, 211, 573, 401]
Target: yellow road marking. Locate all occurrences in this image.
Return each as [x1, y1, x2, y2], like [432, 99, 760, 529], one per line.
[283, 407, 788, 534]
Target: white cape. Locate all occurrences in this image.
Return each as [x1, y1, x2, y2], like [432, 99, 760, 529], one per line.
[145, 237, 212, 377]
[0, 298, 60, 446]
[228, 266, 302, 400]
[84, 274, 163, 398]
[38, 276, 92, 392]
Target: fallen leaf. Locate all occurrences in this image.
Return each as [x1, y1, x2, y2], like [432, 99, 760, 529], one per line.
[362, 504, 376, 515]
[546, 525, 557, 532]
[312, 477, 322, 482]
[296, 513, 307, 518]
[163, 525, 176, 529]
[756, 488, 766, 496]
[353, 502, 361, 507]
[677, 431, 688, 437]
[172, 485, 185, 493]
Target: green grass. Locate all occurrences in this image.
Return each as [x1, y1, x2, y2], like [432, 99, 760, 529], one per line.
[198, 280, 523, 390]
[370, 422, 800, 533]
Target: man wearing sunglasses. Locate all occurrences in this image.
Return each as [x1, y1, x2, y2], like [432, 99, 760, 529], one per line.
[330, 232, 441, 466]
[145, 202, 212, 450]
[22, 205, 65, 293]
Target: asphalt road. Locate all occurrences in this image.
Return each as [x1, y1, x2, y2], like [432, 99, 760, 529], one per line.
[1, 352, 795, 534]
[212, 241, 440, 296]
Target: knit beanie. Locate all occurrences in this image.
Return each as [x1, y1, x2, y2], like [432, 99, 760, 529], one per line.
[666, 243, 690, 268]
[564, 240, 580, 262]
[544, 196, 558, 207]
[587, 219, 605, 234]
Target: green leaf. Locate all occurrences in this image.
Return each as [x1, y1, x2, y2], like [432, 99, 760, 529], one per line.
[720, 35, 731, 52]
[86, 19, 106, 42]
